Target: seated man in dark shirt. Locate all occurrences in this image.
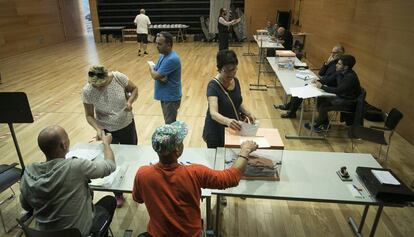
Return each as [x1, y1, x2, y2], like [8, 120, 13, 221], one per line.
[274, 45, 345, 118]
[277, 27, 293, 50]
[305, 54, 361, 132]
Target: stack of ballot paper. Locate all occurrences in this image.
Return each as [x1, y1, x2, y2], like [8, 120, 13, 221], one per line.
[276, 50, 296, 57]
[290, 85, 324, 99]
[294, 61, 308, 68]
[296, 70, 317, 80]
[65, 148, 101, 161]
[90, 164, 128, 187]
[372, 170, 401, 185]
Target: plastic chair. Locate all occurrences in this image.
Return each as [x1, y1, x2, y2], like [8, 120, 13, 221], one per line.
[0, 163, 21, 233]
[348, 108, 403, 164]
[331, 87, 366, 127]
[17, 218, 82, 237]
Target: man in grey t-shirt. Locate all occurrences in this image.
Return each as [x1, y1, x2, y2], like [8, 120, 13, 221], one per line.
[20, 125, 117, 236]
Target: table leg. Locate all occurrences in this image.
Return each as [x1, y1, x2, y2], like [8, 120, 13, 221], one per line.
[214, 194, 221, 237]
[369, 204, 384, 237]
[348, 205, 369, 237]
[205, 196, 214, 236]
[286, 98, 324, 140]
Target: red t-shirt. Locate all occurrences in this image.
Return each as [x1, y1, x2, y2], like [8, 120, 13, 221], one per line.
[132, 162, 241, 237]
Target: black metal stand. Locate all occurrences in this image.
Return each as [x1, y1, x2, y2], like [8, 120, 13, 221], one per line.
[0, 92, 34, 173]
[8, 124, 25, 172]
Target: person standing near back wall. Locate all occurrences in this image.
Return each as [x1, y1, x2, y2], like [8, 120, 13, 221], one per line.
[218, 8, 240, 51]
[134, 9, 151, 56]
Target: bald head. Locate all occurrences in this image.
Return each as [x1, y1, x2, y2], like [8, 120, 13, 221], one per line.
[333, 44, 345, 54]
[277, 27, 286, 35]
[38, 125, 69, 159]
[140, 9, 145, 14]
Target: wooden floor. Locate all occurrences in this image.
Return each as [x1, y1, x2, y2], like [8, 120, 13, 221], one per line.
[1, 36, 414, 237]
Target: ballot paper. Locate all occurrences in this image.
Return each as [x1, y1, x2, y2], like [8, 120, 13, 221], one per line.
[147, 61, 155, 68]
[90, 164, 128, 187]
[240, 137, 270, 148]
[290, 85, 323, 99]
[65, 148, 101, 161]
[372, 170, 401, 185]
[347, 184, 364, 198]
[294, 61, 308, 67]
[296, 70, 318, 80]
[240, 122, 259, 136]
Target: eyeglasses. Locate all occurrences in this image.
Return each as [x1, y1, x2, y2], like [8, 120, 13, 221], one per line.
[221, 65, 238, 74]
[88, 71, 106, 78]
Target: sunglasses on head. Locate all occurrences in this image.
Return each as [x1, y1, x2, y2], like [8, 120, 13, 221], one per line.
[88, 71, 106, 78]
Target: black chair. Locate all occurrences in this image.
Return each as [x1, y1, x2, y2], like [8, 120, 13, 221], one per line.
[0, 163, 21, 232]
[348, 108, 403, 164]
[17, 218, 82, 237]
[335, 87, 367, 127]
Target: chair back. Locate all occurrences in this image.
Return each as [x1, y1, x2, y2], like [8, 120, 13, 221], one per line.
[17, 219, 82, 237]
[353, 87, 367, 127]
[385, 108, 403, 130]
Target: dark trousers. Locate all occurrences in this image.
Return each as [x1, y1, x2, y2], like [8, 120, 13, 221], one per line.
[316, 97, 354, 124]
[104, 120, 138, 197]
[90, 196, 116, 237]
[161, 100, 181, 124]
[105, 120, 138, 145]
[206, 139, 223, 149]
[286, 97, 303, 114]
[218, 33, 229, 50]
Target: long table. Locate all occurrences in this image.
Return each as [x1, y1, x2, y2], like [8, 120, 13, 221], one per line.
[71, 143, 217, 233]
[213, 148, 403, 237]
[250, 36, 284, 91]
[267, 56, 336, 139]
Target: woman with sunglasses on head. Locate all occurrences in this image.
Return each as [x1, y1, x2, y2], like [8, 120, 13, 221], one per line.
[202, 50, 255, 148]
[82, 65, 138, 208]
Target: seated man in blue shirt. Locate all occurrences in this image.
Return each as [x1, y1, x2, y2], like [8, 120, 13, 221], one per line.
[274, 45, 345, 118]
[148, 31, 182, 124]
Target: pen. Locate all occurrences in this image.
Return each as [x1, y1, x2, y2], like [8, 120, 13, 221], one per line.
[353, 184, 363, 196]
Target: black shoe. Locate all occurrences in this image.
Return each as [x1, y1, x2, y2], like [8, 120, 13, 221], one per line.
[144, 51, 148, 55]
[281, 112, 296, 118]
[273, 104, 289, 111]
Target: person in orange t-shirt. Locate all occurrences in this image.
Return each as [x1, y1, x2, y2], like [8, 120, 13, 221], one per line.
[132, 121, 257, 237]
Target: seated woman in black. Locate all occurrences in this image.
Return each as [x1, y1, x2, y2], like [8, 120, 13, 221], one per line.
[202, 50, 256, 148]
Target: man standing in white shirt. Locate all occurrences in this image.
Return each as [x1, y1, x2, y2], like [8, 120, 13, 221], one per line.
[134, 9, 151, 56]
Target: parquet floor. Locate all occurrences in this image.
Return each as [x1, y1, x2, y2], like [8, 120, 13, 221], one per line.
[0, 36, 413, 236]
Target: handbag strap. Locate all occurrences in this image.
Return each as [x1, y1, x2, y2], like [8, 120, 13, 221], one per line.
[213, 78, 240, 121]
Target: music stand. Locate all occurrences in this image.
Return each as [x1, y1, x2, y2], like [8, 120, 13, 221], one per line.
[0, 92, 34, 173]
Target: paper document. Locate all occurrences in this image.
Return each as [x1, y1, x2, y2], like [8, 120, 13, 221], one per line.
[347, 184, 363, 198]
[290, 85, 323, 99]
[294, 61, 308, 67]
[240, 122, 259, 136]
[371, 170, 401, 185]
[240, 137, 270, 148]
[90, 164, 128, 187]
[147, 61, 155, 68]
[65, 148, 101, 161]
[296, 70, 317, 80]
